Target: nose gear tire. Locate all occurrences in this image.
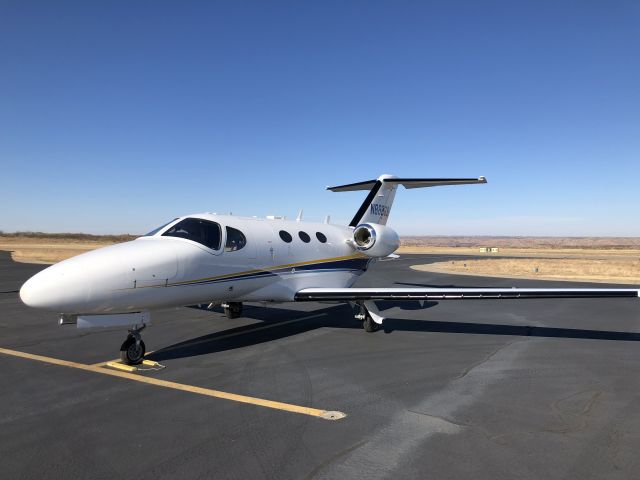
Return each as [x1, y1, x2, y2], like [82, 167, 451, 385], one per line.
[120, 336, 146, 365]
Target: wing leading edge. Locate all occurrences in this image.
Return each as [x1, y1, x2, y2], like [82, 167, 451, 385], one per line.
[295, 287, 640, 301]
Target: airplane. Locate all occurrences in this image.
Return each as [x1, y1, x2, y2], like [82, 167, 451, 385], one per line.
[19, 174, 639, 365]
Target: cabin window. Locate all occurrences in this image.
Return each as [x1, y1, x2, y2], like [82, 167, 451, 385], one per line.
[162, 218, 222, 250]
[316, 232, 327, 243]
[225, 226, 247, 252]
[279, 230, 293, 243]
[299, 231, 311, 243]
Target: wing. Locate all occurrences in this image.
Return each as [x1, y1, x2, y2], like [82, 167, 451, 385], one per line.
[295, 287, 640, 301]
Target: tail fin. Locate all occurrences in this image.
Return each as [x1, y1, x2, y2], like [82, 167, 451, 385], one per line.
[327, 174, 487, 227]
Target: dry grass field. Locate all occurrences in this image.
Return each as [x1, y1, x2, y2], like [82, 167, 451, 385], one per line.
[0, 234, 134, 264]
[402, 236, 640, 284]
[413, 258, 640, 284]
[399, 236, 640, 257]
[398, 245, 640, 259]
[401, 235, 640, 249]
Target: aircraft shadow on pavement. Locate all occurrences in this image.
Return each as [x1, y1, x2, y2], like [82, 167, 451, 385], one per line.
[149, 302, 640, 362]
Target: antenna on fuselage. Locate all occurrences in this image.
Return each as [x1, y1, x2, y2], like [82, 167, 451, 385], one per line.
[324, 215, 331, 224]
[296, 209, 303, 222]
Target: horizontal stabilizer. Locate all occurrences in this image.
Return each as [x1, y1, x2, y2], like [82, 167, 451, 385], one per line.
[327, 180, 378, 192]
[390, 177, 487, 189]
[295, 287, 639, 301]
[327, 177, 486, 192]
[328, 173, 487, 227]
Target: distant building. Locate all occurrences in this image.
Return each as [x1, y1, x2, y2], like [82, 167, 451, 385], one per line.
[480, 247, 499, 253]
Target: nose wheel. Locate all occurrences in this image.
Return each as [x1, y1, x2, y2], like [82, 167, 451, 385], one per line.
[120, 325, 146, 365]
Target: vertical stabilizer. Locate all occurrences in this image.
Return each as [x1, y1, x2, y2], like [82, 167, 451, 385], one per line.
[348, 174, 398, 226]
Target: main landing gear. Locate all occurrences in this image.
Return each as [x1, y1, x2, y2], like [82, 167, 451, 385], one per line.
[223, 302, 243, 319]
[120, 324, 146, 365]
[355, 301, 385, 333]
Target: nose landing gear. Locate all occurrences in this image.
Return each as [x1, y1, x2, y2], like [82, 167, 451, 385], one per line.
[120, 324, 146, 365]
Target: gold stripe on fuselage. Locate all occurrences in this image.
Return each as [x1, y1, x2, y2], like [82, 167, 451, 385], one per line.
[136, 253, 368, 289]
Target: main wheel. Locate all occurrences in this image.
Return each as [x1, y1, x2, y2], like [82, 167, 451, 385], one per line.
[120, 336, 146, 365]
[363, 314, 379, 333]
[224, 302, 243, 319]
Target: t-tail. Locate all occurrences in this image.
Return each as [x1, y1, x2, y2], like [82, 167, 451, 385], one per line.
[327, 174, 487, 226]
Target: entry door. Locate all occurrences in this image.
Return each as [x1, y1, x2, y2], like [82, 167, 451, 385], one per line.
[265, 224, 289, 265]
[242, 224, 257, 259]
[246, 222, 278, 265]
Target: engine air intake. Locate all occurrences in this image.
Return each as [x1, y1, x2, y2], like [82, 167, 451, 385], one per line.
[353, 224, 376, 250]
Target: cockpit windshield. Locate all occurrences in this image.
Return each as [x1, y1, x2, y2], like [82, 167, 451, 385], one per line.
[162, 218, 222, 250]
[144, 219, 177, 236]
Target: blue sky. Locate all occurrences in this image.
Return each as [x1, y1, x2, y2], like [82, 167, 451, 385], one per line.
[1, 1, 638, 236]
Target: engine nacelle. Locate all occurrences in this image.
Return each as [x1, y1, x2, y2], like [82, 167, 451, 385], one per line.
[352, 223, 400, 257]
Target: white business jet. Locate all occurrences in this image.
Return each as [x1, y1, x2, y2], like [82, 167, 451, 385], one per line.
[20, 174, 639, 364]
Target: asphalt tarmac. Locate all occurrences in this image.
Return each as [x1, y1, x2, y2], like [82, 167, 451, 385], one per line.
[1, 251, 639, 479]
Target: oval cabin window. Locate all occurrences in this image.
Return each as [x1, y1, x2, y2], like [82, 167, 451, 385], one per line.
[279, 230, 293, 243]
[299, 231, 311, 243]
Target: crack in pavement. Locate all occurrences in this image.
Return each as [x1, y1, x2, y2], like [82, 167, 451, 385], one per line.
[454, 338, 523, 380]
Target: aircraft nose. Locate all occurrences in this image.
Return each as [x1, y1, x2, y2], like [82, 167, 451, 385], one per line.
[20, 263, 90, 312]
[19, 275, 43, 309]
[19, 239, 180, 313]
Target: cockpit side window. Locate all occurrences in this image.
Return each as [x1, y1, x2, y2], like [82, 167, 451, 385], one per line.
[225, 226, 247, 252]
[162, 218, 222, 250]
[144, 219, 178, 236]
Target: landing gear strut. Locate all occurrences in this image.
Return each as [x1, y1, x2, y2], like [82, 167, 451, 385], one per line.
[120, 324, 146, 365]
[223, 302, 243, 319]
[355, 302, 382, 332]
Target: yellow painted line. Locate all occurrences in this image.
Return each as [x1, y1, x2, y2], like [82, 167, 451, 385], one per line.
[91, 359, 117, 367]
[0, 344, 345, 420]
